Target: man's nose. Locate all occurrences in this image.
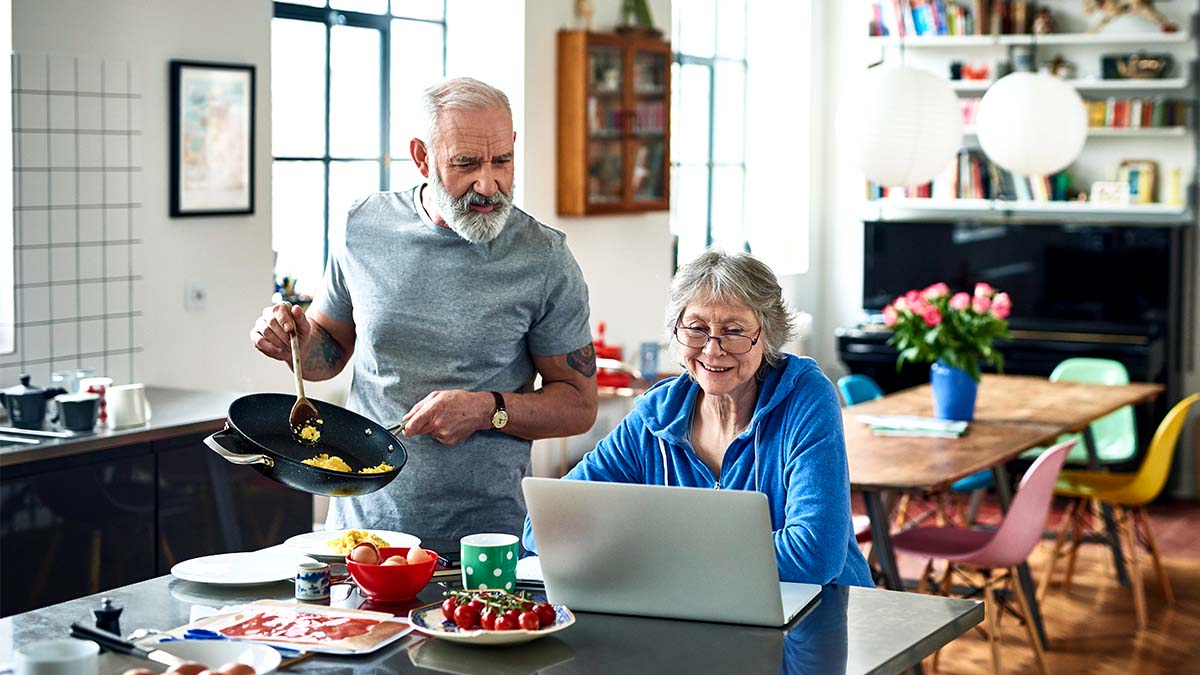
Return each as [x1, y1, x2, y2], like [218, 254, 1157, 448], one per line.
[473, 163, 498, 196]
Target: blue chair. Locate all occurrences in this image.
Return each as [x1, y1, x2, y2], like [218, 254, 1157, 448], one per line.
[837, 374, 993, 526]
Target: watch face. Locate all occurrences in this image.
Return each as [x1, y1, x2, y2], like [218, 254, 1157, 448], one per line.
[492, 409, 509, 429]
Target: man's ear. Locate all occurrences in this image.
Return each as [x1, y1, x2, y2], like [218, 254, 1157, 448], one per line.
[411, 138, 430, 177]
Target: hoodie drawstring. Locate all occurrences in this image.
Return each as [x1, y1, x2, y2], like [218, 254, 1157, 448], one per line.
[658, 437, 669, 487]
[658, 428, 761, 492]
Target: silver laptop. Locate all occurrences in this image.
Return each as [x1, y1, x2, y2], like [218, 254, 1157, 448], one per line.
[522, 477, 822, 627]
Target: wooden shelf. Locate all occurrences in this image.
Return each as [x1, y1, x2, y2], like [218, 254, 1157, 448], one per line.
[867, 31, 1192, 48]
[963, 126, 1190, 138]
[952, 77, 1191, 94]
[864, 198, 1192, 224]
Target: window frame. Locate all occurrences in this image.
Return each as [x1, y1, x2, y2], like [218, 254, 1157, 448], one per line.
[271, 0, 447, 273]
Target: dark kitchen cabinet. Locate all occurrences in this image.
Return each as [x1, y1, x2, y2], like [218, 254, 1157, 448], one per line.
[1, 433, 310, 617]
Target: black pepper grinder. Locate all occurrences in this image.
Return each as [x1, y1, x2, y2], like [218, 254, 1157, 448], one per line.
[93, 596, 123, 638]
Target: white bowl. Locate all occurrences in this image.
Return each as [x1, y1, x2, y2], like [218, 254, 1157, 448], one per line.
[151, 640, 282, 674]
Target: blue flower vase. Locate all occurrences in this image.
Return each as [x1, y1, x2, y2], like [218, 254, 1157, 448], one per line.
[930, 360, 977, 421]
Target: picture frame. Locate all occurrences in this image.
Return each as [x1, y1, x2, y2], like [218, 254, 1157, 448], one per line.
[1089, 180, 1131, 207]
[169, 60, 255, 217]
[1118, 159, 1158, 205]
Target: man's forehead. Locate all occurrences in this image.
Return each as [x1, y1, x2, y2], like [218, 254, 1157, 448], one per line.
[438, 108, 513, 153]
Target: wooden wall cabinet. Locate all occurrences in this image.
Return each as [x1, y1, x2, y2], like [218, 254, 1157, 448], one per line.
[557, 30, 671, 216]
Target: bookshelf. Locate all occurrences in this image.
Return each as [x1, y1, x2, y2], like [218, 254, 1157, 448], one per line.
[556, 30, 672, 216]
[862, 0, 1198, 221]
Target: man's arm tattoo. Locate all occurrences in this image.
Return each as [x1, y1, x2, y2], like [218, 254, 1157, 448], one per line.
[566, 344, 597, 378]
[303, 325, 345, 371]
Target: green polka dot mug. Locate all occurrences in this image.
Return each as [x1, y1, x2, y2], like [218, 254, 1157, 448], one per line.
[461, 533, 519, 592]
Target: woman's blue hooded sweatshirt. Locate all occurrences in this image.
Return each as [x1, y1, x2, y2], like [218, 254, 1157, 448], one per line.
[523, 354, 874, 587]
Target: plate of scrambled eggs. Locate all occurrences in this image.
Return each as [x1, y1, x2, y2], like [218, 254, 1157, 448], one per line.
[284, 528, 422, 561]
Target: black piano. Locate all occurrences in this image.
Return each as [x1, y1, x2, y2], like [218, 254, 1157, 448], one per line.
[837, 219, 1190, 471]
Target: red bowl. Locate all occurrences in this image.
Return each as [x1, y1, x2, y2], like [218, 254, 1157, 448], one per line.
[346, 546, 438, 601]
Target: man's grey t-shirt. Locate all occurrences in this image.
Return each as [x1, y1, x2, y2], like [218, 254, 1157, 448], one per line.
[311, 186, 592, 543]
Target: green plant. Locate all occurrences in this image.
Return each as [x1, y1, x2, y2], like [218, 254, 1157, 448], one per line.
[884, 282, 1012, 382]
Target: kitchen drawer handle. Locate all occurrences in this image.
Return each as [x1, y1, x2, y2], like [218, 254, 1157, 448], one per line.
[204, 428, 274, 467]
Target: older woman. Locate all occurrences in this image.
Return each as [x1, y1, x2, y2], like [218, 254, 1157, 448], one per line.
[523, 250, 873, 587]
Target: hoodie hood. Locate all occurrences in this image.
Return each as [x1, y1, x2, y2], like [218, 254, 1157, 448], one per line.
[636, 353, 813, 446]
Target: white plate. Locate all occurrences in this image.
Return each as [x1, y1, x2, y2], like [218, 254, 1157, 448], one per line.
[283, 529, 421, 560]
[408, 600, 575, 646]
[171, 550, 316, 586]
[149, 640, 282, 674]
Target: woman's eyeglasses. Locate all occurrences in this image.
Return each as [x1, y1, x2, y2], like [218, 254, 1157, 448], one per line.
[673, 326, 760, 355]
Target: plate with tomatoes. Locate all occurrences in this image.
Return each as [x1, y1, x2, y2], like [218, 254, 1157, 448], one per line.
[408, 589, 575, 646]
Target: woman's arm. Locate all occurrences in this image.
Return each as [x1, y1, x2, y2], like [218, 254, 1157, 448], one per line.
[771, 379, 855, 584]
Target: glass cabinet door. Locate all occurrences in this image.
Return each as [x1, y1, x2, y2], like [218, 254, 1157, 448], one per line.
[631, 49, 668, 203]
[587, 46, 625, 206]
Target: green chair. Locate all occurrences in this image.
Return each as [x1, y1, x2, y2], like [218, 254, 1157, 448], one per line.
[1020, 357, 1138, 466]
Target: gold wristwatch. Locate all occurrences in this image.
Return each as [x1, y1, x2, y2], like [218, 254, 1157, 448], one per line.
[490, 391, 508, 429]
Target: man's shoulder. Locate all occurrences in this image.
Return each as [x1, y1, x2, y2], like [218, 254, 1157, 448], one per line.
[348, 190, 417, 221]
[507, 207, 569, 251]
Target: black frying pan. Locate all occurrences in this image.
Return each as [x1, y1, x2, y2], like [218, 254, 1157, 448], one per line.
[204, 393, 407, 497]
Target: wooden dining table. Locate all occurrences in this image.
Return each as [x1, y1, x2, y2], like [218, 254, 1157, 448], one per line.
[843, 373, 1164, 650]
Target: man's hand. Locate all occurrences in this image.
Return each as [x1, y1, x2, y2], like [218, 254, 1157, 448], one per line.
[250, 303, 312, 364]
[402, 390, 492, 445]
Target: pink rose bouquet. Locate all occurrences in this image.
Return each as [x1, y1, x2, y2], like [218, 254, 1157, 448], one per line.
[883, 282, 1012, 382]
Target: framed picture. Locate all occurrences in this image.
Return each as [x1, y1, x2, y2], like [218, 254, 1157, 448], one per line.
[1118, 159, 1158, 205]
[169, 60, 255, 217]
[1089, 180, 1131, 207]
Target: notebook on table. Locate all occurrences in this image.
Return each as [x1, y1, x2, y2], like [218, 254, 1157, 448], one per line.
[522, 477, 822, 627]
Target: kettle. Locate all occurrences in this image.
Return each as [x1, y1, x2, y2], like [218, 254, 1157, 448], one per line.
[1, 374, 66, 430]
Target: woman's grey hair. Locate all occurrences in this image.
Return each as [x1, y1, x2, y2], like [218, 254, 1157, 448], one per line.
[420, 77, 512, 152]
[664, 249, 796, 369]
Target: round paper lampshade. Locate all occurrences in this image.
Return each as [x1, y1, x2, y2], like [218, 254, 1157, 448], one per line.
[845, 65, 963, 187]
[975, 72, 1087, 176]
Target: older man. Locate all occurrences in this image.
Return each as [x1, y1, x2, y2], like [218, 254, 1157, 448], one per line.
[251, 77, 598, 544]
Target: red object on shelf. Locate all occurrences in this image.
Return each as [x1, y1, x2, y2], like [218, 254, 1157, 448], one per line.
[593, 321, 633, 388]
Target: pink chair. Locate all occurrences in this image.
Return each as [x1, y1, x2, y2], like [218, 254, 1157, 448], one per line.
[891, 439, 1076, 675]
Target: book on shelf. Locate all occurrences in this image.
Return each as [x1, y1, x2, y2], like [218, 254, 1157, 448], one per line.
[869, 0, 978, 37]
[868, 149, 1071, 204]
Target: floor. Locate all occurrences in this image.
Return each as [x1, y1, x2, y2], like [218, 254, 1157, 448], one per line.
[856, 495, 1200, 674]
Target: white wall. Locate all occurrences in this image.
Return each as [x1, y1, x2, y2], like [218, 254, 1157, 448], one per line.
[523, 0, 675, 358]
[12, 0, 285, 394]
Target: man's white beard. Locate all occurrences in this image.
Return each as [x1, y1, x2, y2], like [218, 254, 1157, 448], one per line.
[428, 165, 514, 244]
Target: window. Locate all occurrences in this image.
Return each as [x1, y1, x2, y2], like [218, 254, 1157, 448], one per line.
[670, 0, 748, 266]
[670, 1, 812, 276]
[271, 1, 446, 297]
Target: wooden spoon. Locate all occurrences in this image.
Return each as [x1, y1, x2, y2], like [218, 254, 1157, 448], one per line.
[288, 320, 323, 446]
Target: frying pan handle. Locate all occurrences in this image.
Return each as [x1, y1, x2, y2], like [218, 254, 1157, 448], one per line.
[387, 421, 405, 436]
[204, 428, 275, 467]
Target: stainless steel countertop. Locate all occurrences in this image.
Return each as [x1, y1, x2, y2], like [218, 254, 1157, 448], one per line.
[0, 387, 243, 468]
[0, 570, 982, 675]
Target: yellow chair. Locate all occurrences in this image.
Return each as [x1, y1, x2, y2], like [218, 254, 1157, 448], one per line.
[1039, 392, 1200, 630]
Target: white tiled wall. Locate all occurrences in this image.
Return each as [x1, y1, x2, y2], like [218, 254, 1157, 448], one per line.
[0, 54, 143, 390]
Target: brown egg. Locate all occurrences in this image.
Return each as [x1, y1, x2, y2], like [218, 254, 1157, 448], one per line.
[217, 663, 257, 675]
[349, 541, 380, 565]
[406, 547, 433, 564]
[167, 664, 209, 675]
[121, 670, 157, 675]
[381, 555, 409, 566]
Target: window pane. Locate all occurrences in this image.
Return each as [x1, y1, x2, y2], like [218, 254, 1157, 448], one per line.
[674, 0, 715, 57]
[670, 164, 708, 259]
[328, 160, 381, 245]
[671, 63, 710, 165]
[712, 61, 745, 165]
[715, 0, 746, 59]
[390, 19, 444, 152]
[710, 165, 745, 250]
[271, 18, 327, 158]
[390, 159, 425, 191]
[272, 160, 326, 297]
[330, 25, 381, 158]
[392, 0, 443, 20]
[331, 0, 387, 13]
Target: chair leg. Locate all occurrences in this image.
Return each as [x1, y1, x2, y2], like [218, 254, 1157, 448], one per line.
[893, 493, 912, 529]
[1010, 566, 1050, 675]
[1064, 499, 1088, 594]
[982, 571, 1003, 675]
[1039, 498, 1078, 602]
[934, 493, 947, 527]
[1117, 506, 1148, 631]
[965, 488, 984, 525]
[916, 558, 935, 594]
[1135, 507, 1173, 607]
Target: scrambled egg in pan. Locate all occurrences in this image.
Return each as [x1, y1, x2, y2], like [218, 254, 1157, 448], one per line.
[302, 453, 394, 474]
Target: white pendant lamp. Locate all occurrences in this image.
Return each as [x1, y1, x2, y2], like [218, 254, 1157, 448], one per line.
[845, 65, 963, 187]
[975, 72, 1087, 176]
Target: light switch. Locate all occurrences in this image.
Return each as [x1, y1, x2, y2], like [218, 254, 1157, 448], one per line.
[185, 281, 207, 312]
